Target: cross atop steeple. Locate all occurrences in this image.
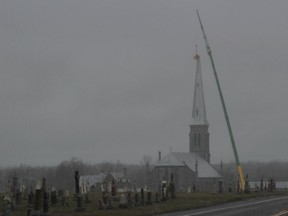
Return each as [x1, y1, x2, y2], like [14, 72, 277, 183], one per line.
[191, 50, 208, 125]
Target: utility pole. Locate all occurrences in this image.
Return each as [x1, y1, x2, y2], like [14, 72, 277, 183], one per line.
[197, 10, 245, 191]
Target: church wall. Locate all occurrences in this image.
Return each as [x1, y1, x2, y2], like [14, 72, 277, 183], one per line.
[152, 166, 221, 193]
[153, 166, 198, 192]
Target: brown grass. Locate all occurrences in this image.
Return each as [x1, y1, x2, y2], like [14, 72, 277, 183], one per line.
[6, 191, 288, 216]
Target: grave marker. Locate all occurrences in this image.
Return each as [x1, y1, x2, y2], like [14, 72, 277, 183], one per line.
[74, 171, 85, 211]
[146, 192, 152, 205]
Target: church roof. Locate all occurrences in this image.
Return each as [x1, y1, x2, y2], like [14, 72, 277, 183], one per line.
[155, 152, 221, 178]
[79, 173, 107, 185]
[191, 54, 208, 125]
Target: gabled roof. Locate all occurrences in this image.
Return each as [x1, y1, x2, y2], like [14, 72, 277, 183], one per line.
[79, 173, 107, 186]
[155, 152, 221, 178]
[79, 172, 130, 186]
[110, 172, 130, 183]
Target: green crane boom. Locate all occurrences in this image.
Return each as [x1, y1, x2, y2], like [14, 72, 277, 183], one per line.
[196, 10, 245, 191]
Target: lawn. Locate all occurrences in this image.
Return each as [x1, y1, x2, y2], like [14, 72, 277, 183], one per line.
[5, 191, 288, 216]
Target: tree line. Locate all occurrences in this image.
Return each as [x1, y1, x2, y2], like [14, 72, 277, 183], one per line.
[0, 157, 288, 192]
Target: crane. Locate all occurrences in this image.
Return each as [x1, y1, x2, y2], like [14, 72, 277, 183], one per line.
[196, 10, 245, 191]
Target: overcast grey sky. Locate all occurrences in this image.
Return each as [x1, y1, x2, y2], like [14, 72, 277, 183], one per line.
[0, 0, 288, 166]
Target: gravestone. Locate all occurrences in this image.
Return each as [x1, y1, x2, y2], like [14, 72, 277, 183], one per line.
[84, 193, 91, 203]
[2, 196, 12, 216]
[43, 192, 49, 213]
[228, 183, 233, 193]
[41, 178, 49, 214]
[218, 181, 223, 193]
[30, 178, 51, 216]
[58, 190, 64, 200]
[34, 189, 42, 211]
[127, 191, 132, 207]
[161, 181, 167, 201]
[237, 181, 241, 193]
[28, 191, 35, 207]
[134, 193, 139, 206]
[244, 175, 250, 193]
[140, 188, 145, 205]
[50, 191, 57, 205]
[119, 193, 128, 208]
[169, 174, 176, 199]
[111, 180, 117, 196]
[12, 175, 19, 206]
[15, 189, 22, 205]
[74, 171, 85, 211]
[268, 179, 274, 192]
[146, 192, 152, 205]
[155, 193, 159, 203]
[260, 179, 264, 192]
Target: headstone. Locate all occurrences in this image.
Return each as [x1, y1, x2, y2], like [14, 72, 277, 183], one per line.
[43, 191, 49, 213]
[169, 174, 176, 199]
[107, 197, 113, 210]
[155, 193, 159, 203]
[102, 191, 108, 206]
[51, 191, 57, 205]
[161, 181, 167, 201]
[134, 193, 139, 206]
[134, 181, 137, 193]
[192, 185, 196, 192]
[228, 184, 233, 193]
[218, 181, 223, 193]
[74, 171, 85, 211]
[27, 209, 31, 216]
[41, 178, 49, 214]
[127, 191, 132, 207]
[260, 179, 264, 192]
[28, 191, 35, 207]
[268, 179, 274, 192]
[15, 189, 22, 205]
[98, 199, 104, 210]
[12, 175, 19, 205]
[107, 181, 112, 193]
[111, 180, 117, 196]
[58, 190, 64, 198]
[34, 189, 42, 211]
[61, 196, 67, 206]
[2, 196, 12, 216]
[140, 188, 145, 205]
[119, 193, 128, 208]
[84, 193, 91, 203]
[146, 192, 152, 205]
[237, 181, 241, 193]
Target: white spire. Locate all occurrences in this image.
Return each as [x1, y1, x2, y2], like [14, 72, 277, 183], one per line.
[191, 52, 208, 125]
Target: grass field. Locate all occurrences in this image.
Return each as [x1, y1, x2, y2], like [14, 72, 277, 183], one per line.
[4, 191, 288, 216]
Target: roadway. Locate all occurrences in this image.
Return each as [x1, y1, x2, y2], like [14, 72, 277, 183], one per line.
[158, 195, 288, 216]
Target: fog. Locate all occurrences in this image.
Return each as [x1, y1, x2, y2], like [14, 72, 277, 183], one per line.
[0, 1, 288, 166]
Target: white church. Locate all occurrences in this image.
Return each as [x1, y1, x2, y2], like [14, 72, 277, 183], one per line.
[153, 53, 222, 192]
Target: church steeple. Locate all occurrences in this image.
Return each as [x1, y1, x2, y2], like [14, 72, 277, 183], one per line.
[189, 50, 210, 162]
[191, 52, 208, 125]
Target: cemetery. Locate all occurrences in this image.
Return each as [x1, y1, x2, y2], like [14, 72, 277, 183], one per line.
[0, 170, 286, 216]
